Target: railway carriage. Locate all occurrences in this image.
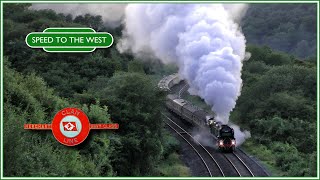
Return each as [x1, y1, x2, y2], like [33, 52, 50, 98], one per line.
[165, 94, 236, 152]
[193, 109, 209, 127]
[181, 103, 198, 125]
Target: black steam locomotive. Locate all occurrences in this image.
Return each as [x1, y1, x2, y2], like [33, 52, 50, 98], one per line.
[217, 125, 236, 152]
[166, 94, 236, 152]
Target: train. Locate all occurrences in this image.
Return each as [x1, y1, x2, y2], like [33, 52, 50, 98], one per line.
[165, 94, 236, 152]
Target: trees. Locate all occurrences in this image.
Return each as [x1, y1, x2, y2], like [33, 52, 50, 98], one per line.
[74, 14, 104, 31]
[128, 60, 145, 73]
[230, 45, 316, 176]
[3, 3, 31, 18]
[270, 142, 314, 176]
[3, 58, 113, 176]
[94, 72, 165, 176]
[3, 5, 190, 176]
[242, 4, 316, 58]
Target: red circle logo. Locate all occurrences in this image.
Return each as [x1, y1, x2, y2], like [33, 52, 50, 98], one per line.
[51, 107, 90, 146]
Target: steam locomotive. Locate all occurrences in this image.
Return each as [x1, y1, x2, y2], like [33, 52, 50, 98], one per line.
[217, 125, 236, 152]
[166, 94, 236, 152]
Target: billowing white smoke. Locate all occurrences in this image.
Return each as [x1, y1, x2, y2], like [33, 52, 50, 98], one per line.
[230, 124, 251, 146]
[118, 4, 251, 145]
[192, 125, 250, 147]
[192, 128, 215, 148]
[119, 4, 245, 123]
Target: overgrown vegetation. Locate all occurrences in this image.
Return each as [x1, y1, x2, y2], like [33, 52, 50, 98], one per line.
[242, 4, 316, 58]
[4, 58, 114, 176]
[2, 3, 317, 177]
[230, 45, 317, 176]
[184, 45, 317, 176]
[3, 4, 189, 177]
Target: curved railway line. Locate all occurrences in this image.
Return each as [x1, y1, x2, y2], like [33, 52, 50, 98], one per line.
[163, 113, 224, 177]
[163, 112, 260, 177]
[232, 148, 270, 176]
[178, 84, 189, 98]
[223, 153, 254, 177]
[208, 131, 255, 176]
[160, 74, 270, 177]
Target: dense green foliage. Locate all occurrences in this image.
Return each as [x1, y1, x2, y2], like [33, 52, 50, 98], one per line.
[184, 45, 317, 176]
[242, 4, 316, 58]
[230, 45, 317, 176]
[4, 58, 114, 176]
[90, 72, 164, 175]
[3, 4, 188, 177]
[2, 3, 317, 177]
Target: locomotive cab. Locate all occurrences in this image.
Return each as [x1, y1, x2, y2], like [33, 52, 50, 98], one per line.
[217, 125, 236, 152]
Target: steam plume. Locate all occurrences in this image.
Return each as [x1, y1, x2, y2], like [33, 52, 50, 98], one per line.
[32, 3, 251, 145]
[192, 128, 215, 148]
[230, 124, 251, 146]
[118, 4, 246, 123]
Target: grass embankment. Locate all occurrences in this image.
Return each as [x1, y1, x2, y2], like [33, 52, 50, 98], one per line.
[156, 130, 191, 176]
[241, 140, 282, 176]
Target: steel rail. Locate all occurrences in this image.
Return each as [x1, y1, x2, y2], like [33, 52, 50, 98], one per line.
[232, 152, 255, 177]
[222, 154, 242, 176]
[236, 148, 271, 176]
[163, 113, 225, 177]
[178, 84, 188, 98]
[166, 78, 259, 177]
[164, 121, 213, 177]
[208, 126, 255, 177]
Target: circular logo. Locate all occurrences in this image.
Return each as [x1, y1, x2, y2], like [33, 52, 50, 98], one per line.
[52, 107, 90, 146]
[59, 115, 82, 138]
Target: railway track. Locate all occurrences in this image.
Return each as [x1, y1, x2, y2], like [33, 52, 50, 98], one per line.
[160, 75, 270, 177]
[223, 153, 254, 177]
[233, 148, 270, 176]
[178, 84, 189, 98]
[163, 113, 225, 177]
[208, 130, 268, 177]
[207, 132, 254, 177]
[164, 112, 257, 177]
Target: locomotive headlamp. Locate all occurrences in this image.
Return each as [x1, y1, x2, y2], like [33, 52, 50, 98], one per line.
[219, 140, 224, 146]
[209, 120, 214, 125]
[232, 140, 236, 145]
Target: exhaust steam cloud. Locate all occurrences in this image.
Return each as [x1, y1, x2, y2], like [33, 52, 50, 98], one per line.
[32, 3, 251, 145]
[118, 4, 251, 145]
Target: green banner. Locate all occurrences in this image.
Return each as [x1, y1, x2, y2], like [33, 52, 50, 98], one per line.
[25, 28, 114, 53]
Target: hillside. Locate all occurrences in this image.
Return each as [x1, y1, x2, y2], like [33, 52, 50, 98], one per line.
[231, 45, 317, 176]
[2, 3, 317, 177]
[183, 45, 317, 176]
[242, 4, 317, 58]
[3, 4, 188, 177]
